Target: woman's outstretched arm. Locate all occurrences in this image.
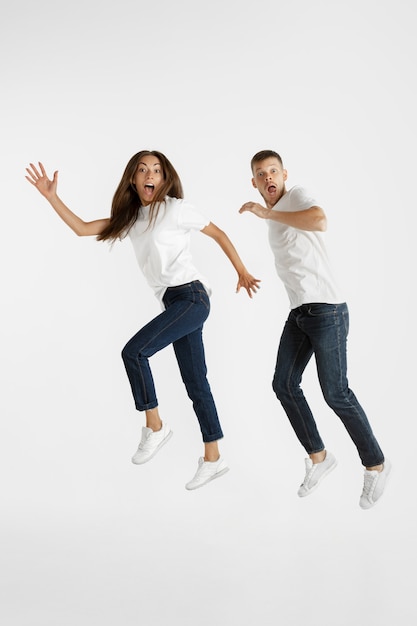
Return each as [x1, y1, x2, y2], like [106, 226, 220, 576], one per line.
[25, 162, 110, 237]
[201, 222, 261, 298]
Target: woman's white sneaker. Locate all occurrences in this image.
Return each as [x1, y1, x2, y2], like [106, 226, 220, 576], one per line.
[297, 451, 338, 497]
[185, 456, 229, 490]
[131, 423, 173, 464]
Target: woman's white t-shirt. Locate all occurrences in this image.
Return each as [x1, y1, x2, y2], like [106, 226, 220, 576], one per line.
[267, 185, 343, 309]
[128, 196, 211, 306]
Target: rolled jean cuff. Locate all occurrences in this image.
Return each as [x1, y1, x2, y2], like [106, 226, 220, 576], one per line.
[202, 431, 224, 443]
[135, 400, 158, 412]
[364, 455, 385, 467]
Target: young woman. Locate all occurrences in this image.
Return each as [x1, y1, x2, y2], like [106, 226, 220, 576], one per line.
[26, 151, 260, 490]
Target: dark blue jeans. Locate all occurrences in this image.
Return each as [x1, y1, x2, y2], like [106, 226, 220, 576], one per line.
[121, 281, 223, 443]
[272, 302, 384, 467]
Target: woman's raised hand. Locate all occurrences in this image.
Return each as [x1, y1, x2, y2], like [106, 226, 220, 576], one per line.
[25, 162, 58, 200]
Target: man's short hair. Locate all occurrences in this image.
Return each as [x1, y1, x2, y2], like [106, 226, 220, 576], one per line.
[251, 150, 283, 172]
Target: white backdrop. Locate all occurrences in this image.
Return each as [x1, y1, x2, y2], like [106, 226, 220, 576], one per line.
[1, 1, 415, 625]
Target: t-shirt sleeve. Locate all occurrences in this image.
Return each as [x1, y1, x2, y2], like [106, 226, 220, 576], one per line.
[178, 200, 211, 231]
[290, 186, 317, 211]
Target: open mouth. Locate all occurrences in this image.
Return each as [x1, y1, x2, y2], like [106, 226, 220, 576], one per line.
[267, 184, 276, 193]
[141, 184, 156, 203]
[143, 183, 155, 196]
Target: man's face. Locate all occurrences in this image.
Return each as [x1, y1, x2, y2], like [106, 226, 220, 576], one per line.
[251, 157, 287, 207]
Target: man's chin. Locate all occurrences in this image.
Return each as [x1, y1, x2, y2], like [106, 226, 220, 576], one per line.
[264, 192, 277, 205]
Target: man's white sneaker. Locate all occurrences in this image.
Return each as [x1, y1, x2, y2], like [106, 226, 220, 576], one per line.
[297, 451, 338, 497]
[131, 423, 173, 465]
[359, 459, 392, 509]
[185, 456, 229, 491]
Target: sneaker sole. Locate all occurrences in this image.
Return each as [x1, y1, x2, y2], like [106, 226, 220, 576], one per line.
[185, 466, 230, 491]
[298, 459, 338, 497]
[131, 430, 173, 465]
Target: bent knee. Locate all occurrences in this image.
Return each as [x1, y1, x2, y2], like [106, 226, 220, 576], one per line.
[322, 386, 348, 409]
[121, 345, 129, 363]
[121, 342, 136, 363]
[272, 374, 287, 400]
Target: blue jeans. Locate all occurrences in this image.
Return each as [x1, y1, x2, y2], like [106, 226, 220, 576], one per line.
[272, 303, 384, 467]
[121, 281, 223, 443]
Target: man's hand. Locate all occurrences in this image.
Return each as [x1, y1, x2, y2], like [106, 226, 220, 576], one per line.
[239, 202, 271, 219]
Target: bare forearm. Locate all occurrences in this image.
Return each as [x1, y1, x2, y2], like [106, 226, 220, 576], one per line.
[201, 222, 261, 297]
[203, 224, 247, 273]
[239, 202, 327, 232]
[48, 194, 109, 237]
[25, 163, 109, 237]
[267, 206, 327, 231]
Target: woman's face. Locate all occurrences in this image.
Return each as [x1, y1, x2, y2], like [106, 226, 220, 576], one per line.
[132, 154, 164, 205]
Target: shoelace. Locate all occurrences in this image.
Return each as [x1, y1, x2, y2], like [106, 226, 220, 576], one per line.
[194, 459, 218, 478]
[302, 464, 317, 486]
[138, 431, 155, 451]
[361, 472, 377, 498]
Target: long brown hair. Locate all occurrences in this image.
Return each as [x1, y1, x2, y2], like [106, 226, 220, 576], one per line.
[97, 150, 184, 242]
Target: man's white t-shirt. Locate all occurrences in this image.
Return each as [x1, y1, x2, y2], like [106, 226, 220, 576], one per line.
[267, 185, 343, 309]
[128, 196, 211, 307]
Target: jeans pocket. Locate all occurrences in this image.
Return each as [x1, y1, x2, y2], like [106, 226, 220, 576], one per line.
[196, 286, 210, 311]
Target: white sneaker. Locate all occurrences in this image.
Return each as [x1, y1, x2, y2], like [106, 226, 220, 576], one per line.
[185, 456, 229, 491]
[297, 451, 338, 497]
[131, 423, 173, 465]
[359, 459, 392, 509]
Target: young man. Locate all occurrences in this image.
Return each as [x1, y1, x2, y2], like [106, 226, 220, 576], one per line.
[239, 150, 390, 509]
